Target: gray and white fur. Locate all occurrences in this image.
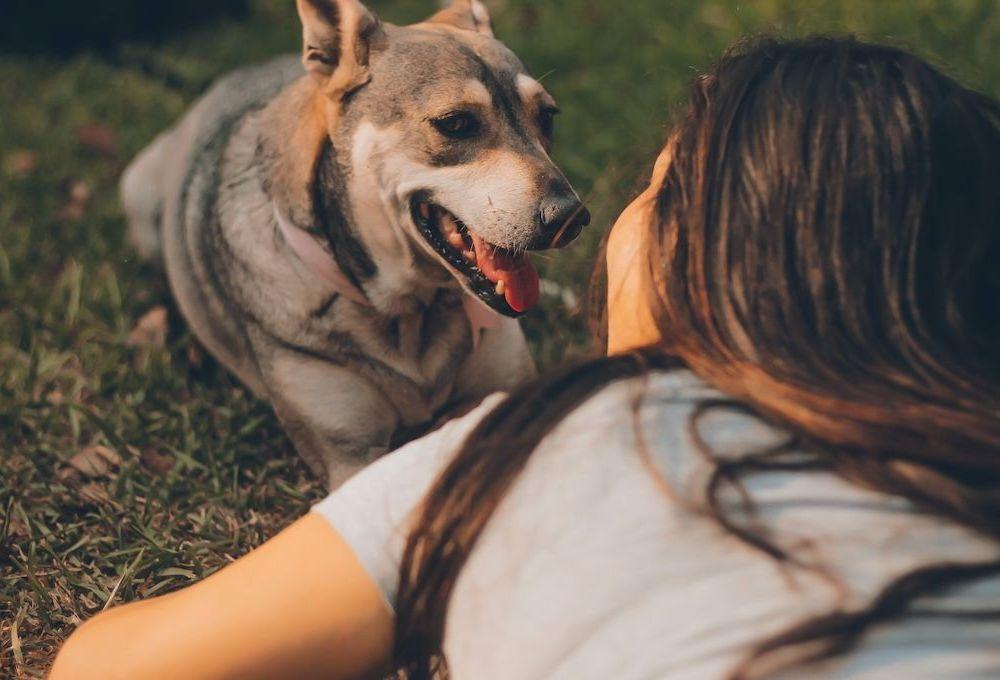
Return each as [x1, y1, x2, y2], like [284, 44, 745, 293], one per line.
[120, 0, 589, 488]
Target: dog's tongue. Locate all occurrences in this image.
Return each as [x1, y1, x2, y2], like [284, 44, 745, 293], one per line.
[470, 234, 540, 313]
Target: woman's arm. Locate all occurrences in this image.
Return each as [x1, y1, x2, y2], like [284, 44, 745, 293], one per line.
[49, 513, 393, 680]
[51, 392, 505, 680]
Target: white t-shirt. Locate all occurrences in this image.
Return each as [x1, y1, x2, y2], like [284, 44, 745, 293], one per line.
[313, 370, 1000, 679]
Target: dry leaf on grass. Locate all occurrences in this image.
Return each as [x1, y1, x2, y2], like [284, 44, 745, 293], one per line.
[79, 482, 114, 506]
[62, 445, 121, 480]
[187, 340, 206, 369]
[128, 307, 169, 349]
[4, 149, 38, 176]
[5, 515, 29, 539]
[141, 449, 175, 476]
[9, 607, 25, 674]
[74, 122, 118, 157]
[54, 180, 92, 222]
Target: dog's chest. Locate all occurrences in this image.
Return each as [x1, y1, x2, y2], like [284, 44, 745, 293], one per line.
[312, 295, 472, 424]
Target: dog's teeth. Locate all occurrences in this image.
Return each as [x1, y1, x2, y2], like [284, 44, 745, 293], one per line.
[448, 233, 465, 248]
[440, 212, 458, 234]
[419, 203, 431, 219]
[463, 249, 476, 262]
[495, 280, 506, 296]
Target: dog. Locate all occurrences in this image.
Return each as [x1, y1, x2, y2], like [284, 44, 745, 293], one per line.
[120, 0, 590, 489]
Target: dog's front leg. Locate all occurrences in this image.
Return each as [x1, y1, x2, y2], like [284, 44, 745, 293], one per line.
[452, 316, 537, 405]
[253, 340, 400, 490]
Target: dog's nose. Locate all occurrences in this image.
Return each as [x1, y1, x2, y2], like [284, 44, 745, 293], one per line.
[536, 195, 591, 249]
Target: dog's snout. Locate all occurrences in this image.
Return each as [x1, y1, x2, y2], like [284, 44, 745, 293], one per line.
[536, 194, 591, 250]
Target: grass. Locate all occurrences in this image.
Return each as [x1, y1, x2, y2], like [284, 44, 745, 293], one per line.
[1, 0, 997, 675]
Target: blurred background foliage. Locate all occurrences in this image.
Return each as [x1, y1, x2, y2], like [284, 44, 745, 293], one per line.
[1, 0, 997, 675]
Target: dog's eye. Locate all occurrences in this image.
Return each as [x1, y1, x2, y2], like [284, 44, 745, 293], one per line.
[539, 106, 559, 139]
[432, 113, 482, 140]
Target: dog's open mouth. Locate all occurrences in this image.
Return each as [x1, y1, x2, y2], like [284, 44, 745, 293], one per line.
[411, 200, 539, 317]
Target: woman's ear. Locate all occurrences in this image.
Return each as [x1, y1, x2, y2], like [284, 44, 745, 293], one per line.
[296, 0, 384, 98]
[428, 0, 494, 38]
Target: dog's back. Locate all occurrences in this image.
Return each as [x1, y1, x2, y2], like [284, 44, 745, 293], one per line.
[122, 55, 306, 394]
[121, 55, 303, 264]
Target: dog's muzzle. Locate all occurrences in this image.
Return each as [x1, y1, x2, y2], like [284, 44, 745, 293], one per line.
[531, 192, 592, 250]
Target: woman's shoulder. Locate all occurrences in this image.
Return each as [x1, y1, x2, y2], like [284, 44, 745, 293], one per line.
[584, 367, 720, 407]
[558, 368, 746, 429]
[311, 392, 508, 604]
[545, 368, 785, 468]
[551, 368, 717, 436]
[448, 372, 1000, 679]
[307, 369, 714, 606]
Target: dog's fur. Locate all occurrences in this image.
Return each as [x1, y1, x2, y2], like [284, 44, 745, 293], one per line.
[121, 0, 587, 488]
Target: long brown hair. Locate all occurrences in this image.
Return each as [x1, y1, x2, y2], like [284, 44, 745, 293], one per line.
[395, 36, 1000, 679]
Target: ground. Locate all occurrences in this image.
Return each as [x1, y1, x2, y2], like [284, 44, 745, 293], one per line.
[1, 0, 997, 675]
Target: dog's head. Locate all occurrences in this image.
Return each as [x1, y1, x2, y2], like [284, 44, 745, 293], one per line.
[296, 0, 589, 316]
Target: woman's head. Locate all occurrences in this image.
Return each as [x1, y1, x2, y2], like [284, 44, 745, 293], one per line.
[610, 36, 1000, 362]
[608, 36, 1000, 482]
[398, 37, 1000, 679]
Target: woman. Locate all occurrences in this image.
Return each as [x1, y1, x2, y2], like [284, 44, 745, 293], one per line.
[51, 36, 999, 679]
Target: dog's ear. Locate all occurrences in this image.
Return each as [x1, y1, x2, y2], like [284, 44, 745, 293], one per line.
[296, 0, 385, 98]
[428, 0, 494, 38]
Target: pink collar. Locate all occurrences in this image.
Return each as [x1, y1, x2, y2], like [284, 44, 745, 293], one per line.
[274, 203, 500, 348]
